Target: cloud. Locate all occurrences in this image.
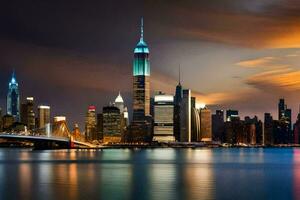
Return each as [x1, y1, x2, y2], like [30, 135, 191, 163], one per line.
[236, 57, 277, 68]
[148, 0, 300, 48]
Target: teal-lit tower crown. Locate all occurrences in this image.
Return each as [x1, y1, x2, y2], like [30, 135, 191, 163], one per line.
[133, 18, 150, 76]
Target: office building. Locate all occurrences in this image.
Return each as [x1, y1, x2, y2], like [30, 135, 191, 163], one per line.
[103, 105, 121, 143]
[277, 98, 292, 143]
[200, 107, 212, 142]
[114, 92, 129, 128]
[38, 105, 50, 135]
[20, 97, 35, 131]
[191, 107, 200, 142]
[2, 114, 14, 131]
[226, 110, 239, 121]
[294, 112, 300, 144]
[174, 66, 183, 142]
[180, 89, 191, 142]
[53, 116, 66, 122]
[85, 106, 97, 141]
[7, 72, 20, 121]
[153, 92, 175, 142]
[264, 113, 274, 145]
[97, 113, 103, 140]
[212, 110, 224, 142]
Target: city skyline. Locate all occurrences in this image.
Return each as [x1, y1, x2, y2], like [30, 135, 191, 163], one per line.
[1, 1, 300, 128]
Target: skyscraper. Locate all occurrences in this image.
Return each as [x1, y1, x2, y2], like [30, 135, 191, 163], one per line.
[103, 105, 121, 143]
[38, 105, 50, 135]
[7, 72, 20, 121]
[126, 18, 153, 142]
[212, 110, 224, 142]
[277, 98, 292, 143]
[278, 98, 285, 120]
[132, 18, 150, 121]
[226, 110, 239, 121]
[174, 66, 183, 141]
[20, 97, 35, 131]
[180, 89, 191, 142]
[114, 92, 129, 128]
[153, 92, 175, 142]
[200, 107, 212, 142]
[85, 106, 97, 141]
[264, 113, 273, 145]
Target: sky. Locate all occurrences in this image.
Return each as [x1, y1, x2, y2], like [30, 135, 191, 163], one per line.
[1, 0, 300, 129]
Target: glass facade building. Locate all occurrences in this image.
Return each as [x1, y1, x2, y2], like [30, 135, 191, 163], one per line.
[153, 92, 175, 142]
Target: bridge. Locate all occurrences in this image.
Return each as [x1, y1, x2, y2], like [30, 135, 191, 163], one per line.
[0, 120, 98, 149]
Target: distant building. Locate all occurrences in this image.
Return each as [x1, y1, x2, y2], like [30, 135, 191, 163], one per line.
[2, 114, 14, 131]
[191, 107, 200, 142]
[114, 92, 129, 129]
[38, 105, 51, 135]
[97, 113, 103, 140]
[212, 110, 224, 142]
[0, 108, 3, 132]
[72, 123, 84, 142]
[20, 97, 35, 131]
[103, 106, 121, 143]
[153, 92, 175, 142]
[226, 110, 239, 121]
[277, 98, 292, 143]
[180, 89, 191, 142]
[200, 107, 212, 142]
[294, 112, 300, 144]
[264, 113, 274, 145]
[85, 106, 97, 141]
[190, 97, 197, 142]
[7, 72, 20, 122]
[53, 116, 66, 122]
[174, 69, 183, 142]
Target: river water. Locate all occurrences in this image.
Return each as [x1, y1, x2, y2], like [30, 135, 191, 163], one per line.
[0, 148, 298, 200]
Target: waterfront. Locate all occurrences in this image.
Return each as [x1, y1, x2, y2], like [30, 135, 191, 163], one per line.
[0, 148, 298, 200]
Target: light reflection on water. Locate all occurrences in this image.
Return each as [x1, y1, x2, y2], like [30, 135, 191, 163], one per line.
[0, 148, 298, 199]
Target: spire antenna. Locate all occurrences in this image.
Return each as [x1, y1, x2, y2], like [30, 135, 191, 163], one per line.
[178, 64, 181, 85]
[141, 17, 144, 41]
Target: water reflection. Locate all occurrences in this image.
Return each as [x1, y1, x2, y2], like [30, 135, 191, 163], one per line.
[0, 148, 297, 200]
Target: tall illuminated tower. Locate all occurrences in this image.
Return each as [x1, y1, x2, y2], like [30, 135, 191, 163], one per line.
[7, 71, 20, 121]
[132, 18, 150, 121]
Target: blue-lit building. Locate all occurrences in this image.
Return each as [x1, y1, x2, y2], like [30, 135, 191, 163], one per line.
[7, 72, 20, 121]
[132, 18, 151, 121]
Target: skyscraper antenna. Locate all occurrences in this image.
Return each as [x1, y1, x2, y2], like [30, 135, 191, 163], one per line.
[141, 17, 144, 41]
[178, 64, 181, 85]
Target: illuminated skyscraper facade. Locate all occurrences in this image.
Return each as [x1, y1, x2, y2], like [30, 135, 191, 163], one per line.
[132, 18, 150, 121]
[20, 97, 35, 131]
[38, 105, 51, 135]
[85, 106, 97, 141]
[7, 72, 20, 121]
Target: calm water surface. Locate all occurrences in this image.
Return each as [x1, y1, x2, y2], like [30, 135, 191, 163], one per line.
[0, 148, 299, 200]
